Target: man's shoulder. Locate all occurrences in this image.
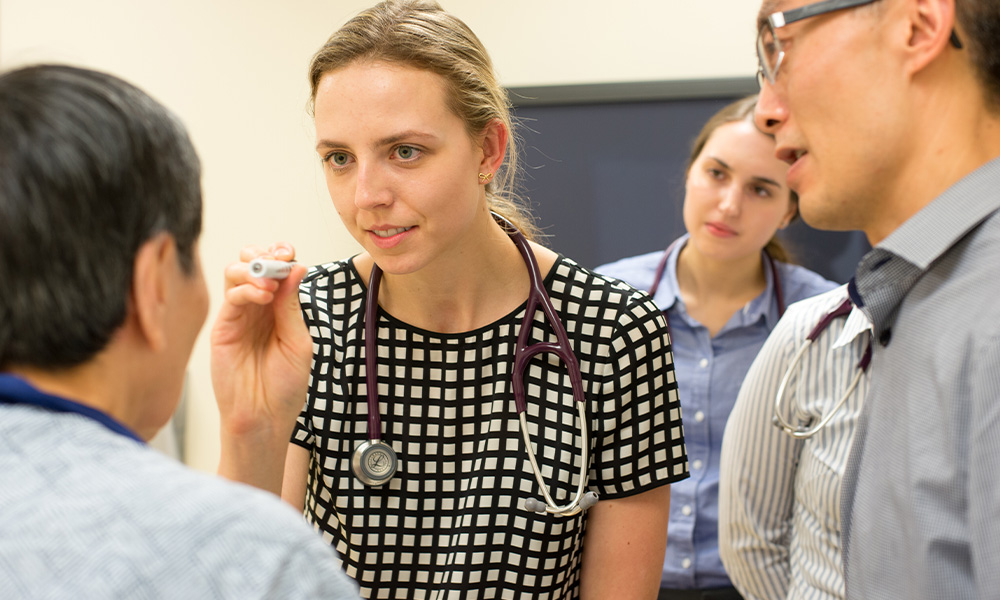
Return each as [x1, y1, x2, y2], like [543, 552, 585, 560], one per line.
[0, 412, 351, 598]
[919, 205, 1000, 314]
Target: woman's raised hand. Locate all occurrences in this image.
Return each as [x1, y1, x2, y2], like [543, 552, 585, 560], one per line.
[211, 243, 312, 492]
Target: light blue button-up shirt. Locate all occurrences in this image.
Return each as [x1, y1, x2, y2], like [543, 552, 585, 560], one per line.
[598, 234, 836, 590]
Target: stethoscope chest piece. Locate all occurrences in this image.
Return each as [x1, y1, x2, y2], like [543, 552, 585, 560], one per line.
[352, 439, 398, 486]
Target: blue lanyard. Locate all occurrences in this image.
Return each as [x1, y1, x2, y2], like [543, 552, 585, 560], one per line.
[0, 374, 144, 444]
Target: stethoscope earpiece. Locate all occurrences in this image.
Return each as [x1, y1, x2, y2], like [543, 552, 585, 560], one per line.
[523, 491, 599, 516]
[352, 439, 398, 486]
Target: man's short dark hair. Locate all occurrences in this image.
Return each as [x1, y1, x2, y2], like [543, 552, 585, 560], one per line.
[957, 0, 1000, 109]
[0, 65, 202, 369]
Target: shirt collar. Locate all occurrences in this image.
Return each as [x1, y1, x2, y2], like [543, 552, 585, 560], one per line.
[806, 285, 871, 349]
[852, 156, 1000, 331]
[833, 306, 873, 350]
[656, 233, 781, 329]
[879, 156, 1000, 269]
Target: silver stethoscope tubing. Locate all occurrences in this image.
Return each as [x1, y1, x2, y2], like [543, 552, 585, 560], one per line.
[771, 297, 872, 439]
[354, 212, 598, 517]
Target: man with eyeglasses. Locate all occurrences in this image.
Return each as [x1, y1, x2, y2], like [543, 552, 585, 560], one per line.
[744, 0, 1000, 598]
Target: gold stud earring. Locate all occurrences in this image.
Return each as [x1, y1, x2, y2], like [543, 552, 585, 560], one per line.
[479, 172, 494, 184]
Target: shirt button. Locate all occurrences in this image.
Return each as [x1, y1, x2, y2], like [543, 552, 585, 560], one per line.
[681, 558, 692, 569]
[681, 505, 692, 516]
[699, 358, 709, 368]
[692, 459, 704, 470]
[694, 411, 705, 423]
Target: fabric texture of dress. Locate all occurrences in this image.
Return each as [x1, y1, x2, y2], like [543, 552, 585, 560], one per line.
[294, 256, 689, 599]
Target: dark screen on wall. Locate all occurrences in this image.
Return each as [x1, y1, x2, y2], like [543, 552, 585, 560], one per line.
[509, 80, 869, 283]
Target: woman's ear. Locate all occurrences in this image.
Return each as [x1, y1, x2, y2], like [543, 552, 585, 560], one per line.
[478, 118, 508, 178]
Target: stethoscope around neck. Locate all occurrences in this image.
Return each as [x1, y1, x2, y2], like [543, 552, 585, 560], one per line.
[771, 297, 872, 439]
[648, 238, 787, 324]
[352, 212, 598, 517]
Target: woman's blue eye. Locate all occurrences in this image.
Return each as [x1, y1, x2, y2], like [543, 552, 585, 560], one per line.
[394, 145, 420, 160]
[329, 152, 350, 166]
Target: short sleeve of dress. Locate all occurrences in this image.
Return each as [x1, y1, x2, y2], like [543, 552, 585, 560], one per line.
[291, 400, 314, 449]
[290, 268, 323, 450]
[589, 288, 688, 499]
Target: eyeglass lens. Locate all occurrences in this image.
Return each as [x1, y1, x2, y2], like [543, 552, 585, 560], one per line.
[756, 23, 781, 85]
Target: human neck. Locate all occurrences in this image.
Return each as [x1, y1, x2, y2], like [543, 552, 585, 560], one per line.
[8, 354, 142, 435]
[677, 243, 766, 302]
[864, 81, 1000, 244]
[676, 242, 767, 336]
[365, 215, 551, 334]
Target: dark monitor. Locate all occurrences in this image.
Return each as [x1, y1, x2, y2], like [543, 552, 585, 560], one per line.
[509, 78, 869, 284]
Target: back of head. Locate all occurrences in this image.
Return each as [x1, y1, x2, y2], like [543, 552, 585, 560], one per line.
[308, 0, 539, 239]
[0, 65, 202, 370]
[956, 0, 1000, 111]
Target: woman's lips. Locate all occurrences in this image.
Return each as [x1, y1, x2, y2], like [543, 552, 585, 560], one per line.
[706, 222, 737, 238]
[368, 225, 414, 248]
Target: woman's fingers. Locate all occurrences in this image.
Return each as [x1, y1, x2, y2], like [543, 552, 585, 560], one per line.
[225, 242, 300, 294]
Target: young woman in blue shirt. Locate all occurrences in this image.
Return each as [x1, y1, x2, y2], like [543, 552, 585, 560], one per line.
[597, 95, 836, 600]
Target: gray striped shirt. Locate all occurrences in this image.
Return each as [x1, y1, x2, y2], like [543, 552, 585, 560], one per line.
[720, 285, 871, 600]
[842, 157, 1000, 599]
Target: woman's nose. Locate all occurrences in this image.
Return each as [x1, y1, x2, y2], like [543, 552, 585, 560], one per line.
[718, 183, 743, 216]
[354, 162, 391, 209]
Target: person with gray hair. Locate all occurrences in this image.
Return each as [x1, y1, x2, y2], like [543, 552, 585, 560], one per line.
[0, 64, 358, 599]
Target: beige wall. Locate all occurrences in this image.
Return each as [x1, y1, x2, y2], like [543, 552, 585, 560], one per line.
[0, 0, 760, 472]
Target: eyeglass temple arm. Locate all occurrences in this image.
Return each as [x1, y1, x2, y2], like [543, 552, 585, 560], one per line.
[770, 0, 963, 49]
[770, 0, 878, 27]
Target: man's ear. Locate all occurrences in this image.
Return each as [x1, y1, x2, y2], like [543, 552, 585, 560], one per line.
[478, 118, 509, 178]
[904, 0, 958, 74]
[130, 232, 175, 353]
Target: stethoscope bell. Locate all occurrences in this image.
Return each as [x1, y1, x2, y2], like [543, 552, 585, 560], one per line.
[352, 439, 398, 486]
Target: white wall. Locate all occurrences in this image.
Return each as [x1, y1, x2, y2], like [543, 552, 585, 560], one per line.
[0, 0, 760, 472]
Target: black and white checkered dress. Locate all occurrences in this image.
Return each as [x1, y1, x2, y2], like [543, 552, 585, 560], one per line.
[294, 256, 688, 600]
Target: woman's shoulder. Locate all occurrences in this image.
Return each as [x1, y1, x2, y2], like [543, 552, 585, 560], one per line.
[301, 257, 360, 288]
[592, 249, 665, 291]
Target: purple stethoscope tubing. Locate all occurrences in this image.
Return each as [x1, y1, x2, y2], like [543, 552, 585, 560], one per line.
[350, 264, 398, 487]
[648, 238, 786, 317]
[360, 212, 597, 515]
[504, 219, 586, 416]
[364, 265, 383, 439]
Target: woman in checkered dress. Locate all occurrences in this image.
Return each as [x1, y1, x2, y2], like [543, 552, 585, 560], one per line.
[212, 2, 688, 598]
